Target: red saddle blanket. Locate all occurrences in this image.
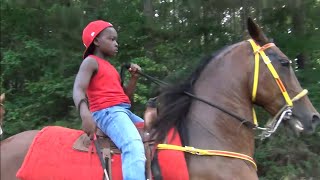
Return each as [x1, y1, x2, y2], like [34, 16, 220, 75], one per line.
[16, 126, 189, 180]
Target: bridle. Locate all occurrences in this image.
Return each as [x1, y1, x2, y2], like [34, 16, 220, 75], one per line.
[247, 39, 308, 139]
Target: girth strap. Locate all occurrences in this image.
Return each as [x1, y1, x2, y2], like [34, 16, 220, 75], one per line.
[157, 144, 257, 170]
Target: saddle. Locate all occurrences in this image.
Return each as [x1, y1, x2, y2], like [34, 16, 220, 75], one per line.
[73, 123, 156, 180]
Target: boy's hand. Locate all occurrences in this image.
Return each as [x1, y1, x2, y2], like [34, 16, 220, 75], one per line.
[128, 64, 141, 78]
[81, 114, 97, 140]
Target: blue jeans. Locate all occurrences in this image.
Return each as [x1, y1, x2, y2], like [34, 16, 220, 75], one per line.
[92, 103, 146, 180]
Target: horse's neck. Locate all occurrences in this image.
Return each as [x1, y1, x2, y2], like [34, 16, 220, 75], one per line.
[186, 42, 255, 155]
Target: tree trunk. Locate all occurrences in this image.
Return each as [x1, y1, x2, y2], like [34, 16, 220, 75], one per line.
[143, 0, 154, 58]
[296, 53, 306, 69]
[292, 0, 307, 69]
[143, 0, 153, 26]
[241, 0, 249, 39]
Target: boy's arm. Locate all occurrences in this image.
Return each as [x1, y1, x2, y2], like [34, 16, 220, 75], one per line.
[123, 64, 141, 99]
[73, 57, 98, 139]
[124, 76, 139, 99]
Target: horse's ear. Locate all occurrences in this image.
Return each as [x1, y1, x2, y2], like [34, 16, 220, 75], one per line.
[0, 93, 5, 102]
[247, 17, 269, 45]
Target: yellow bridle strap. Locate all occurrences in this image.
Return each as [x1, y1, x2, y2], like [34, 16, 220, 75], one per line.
[258, 50, 293, 107]
[249, 40, 260, 102]
[292, 89, 308, 102]
[248, 39, 260, 125]
[157, 144, 257, 170]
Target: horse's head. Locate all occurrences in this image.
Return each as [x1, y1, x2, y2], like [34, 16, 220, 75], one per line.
[0, 93, 5, 135]
[247, 18, 319, 135]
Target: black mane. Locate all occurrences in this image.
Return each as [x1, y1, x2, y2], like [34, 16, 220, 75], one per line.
[153, 47, 229, 144]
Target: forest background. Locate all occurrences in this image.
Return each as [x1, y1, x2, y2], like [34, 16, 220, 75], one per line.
[1, 0, 319, 179]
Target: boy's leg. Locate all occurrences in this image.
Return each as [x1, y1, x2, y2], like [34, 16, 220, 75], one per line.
[119, 103, 144, 124]
[93, 107, 146, 180]
[129, 112, 144, 123]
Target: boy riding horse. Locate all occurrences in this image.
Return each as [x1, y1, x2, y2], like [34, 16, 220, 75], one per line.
[73, 20, 146, 180]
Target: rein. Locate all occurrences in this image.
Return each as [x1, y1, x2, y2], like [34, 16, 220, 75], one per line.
[120, 63, 259, 169]
[121, 64, 257, 129]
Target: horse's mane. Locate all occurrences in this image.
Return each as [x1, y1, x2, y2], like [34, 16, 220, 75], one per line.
[154, 46, 229, 144]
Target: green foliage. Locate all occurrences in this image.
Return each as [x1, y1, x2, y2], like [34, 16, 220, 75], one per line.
[1, 0, 319, 179]
[256, 129, 320, 179]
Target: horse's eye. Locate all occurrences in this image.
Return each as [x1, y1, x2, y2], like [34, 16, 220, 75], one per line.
[280, 59, 291, 67]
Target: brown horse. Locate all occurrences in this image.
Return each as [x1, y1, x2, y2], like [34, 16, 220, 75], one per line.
[153, 18, 320, 180]
[1, 18, 319, 180]
[0, 92, 39, 179]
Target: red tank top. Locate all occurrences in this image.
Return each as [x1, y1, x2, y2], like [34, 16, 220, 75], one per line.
[86, 55, 130, 112]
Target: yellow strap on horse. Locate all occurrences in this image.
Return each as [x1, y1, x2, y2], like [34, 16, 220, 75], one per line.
[292, 89, 308, 102]
[157, 144, 257, 170]
[259, 50, 293, 107]
[248, 39, 260, 125]
[248, 39, 260, 103]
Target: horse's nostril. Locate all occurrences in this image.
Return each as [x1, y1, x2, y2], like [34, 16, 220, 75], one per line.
[312, 114, 320, 126]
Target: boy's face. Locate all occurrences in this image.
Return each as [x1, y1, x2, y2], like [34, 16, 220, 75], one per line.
[94, 27, 118, 57]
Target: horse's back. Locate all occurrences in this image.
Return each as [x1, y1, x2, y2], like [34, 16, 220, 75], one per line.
[1, 130, 39, 180]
